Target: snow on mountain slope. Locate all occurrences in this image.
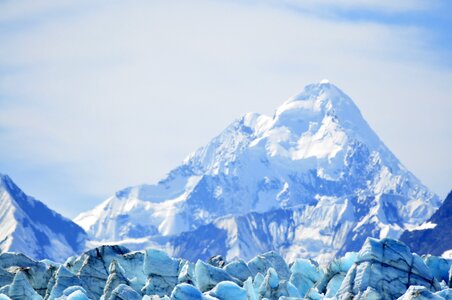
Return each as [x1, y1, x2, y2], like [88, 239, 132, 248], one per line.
[400, 190, 452, 256]
[75, 81, 440, 262]
[0, 174, 86, 262]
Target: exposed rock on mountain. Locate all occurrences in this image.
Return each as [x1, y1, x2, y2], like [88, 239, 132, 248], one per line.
[75, 81, 440, 263]
[0, 174, 86, 262]
[400, 191, 452, 256]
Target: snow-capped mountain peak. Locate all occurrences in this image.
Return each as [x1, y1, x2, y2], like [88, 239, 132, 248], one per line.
[187, 82, 367, 171]
[274, 82, 382, 154]
[75, 81, 439, 263]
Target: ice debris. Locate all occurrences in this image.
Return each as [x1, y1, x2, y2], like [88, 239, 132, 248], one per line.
[337, 238, 441, 300]
[0, 238, 450, 300]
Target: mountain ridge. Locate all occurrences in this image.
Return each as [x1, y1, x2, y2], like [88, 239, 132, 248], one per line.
[75, 81, 440, 263]
[0, 173, 86, 262]
[400, 190, 452, 256]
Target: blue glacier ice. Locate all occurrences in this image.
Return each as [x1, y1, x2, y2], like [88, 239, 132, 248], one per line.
[141, 248, 182, 297]
[178, 261, 196, 285]
[195, 260, 238, 292]
[57, 286, 90, 300]
[308, 251, 357, 299]
[170, 283, 203, 300]
[60, 286, 87, 297]
[65, 290, 90, 300]
[8, 271, 42, 300]
[0, 238, 450, 300]
[144, 249, 180, 278]
[289, 258, 323, 297]
[47, 266, 82, 299]
[257, 267, 300, 299]
[397, 286, 444, 300]
[337, 238, 441, 300]
[435, 289, 452, 300]
[248, 251, 290, 280]
[102, 260, 129, 300]
[243, 277, 258, 300]
[223, 259, 252, 282]
[208, 281, 247, 300]
[423, 256, 452, 284]
[108, 284, 140, 300]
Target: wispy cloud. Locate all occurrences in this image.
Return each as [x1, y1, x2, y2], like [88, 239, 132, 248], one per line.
[0, 0, 450, 217]
[278, 0, 428, 11]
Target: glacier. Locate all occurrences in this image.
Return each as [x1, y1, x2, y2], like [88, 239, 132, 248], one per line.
[75, 81, 440, 264]
[0, 237, 451, 300]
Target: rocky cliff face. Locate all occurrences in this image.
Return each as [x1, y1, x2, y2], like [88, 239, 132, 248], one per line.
[400, 191, 452, 256]
[0, 174, 86, 262]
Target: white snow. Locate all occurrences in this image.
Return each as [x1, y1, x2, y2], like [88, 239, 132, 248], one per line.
[74, 81, 439, 263]
[441, 250, 452, 259]
[406, 221, 438, 232]
[0, 174, 86, 262]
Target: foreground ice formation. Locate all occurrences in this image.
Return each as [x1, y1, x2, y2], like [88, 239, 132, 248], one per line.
[0, 238, 451, 300]
[336, 239, 441, 300]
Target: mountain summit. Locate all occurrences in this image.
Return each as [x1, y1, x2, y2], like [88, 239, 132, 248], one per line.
[75, 81, 440, 263]
[0, 174, 86, 261]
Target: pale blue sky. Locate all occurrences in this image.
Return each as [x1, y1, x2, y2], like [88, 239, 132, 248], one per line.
[0, 0, 451, 218]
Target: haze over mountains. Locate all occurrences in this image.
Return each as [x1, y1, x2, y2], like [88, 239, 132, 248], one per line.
[73, 81, 442, 263]
[0, 81, 449, 264]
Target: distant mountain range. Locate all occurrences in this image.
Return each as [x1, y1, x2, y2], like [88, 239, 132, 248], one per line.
[73, 81, 442, 264]
[0, 174, 86, 262]
[1, 81, 448, 263]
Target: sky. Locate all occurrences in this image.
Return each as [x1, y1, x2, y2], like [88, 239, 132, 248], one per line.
[0, 0, 451, 218]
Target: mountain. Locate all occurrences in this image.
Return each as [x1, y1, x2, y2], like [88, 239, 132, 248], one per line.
[0, 174, 86, 262]
[400, 191, 452, 257]
[75, 81, 440, 263]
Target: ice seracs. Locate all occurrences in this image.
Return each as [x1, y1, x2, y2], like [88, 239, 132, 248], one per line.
[46, 266, 82, 299]
[141, 249, 181, 297]
[208, 281, 247, 300]
[397, 286, 445, 300]
[0, 238, 451, 299]
[336, 238, 441, 300]
[103, 260, 130, 300]
[289, 258, 323, 297]
[75, 81, 440, 263]
[194, 260, 238, 292]
[223, 259, 252, 282]
[311, 251, 357, 299]
[8, 271, 42, 300]
[170, 283, 203, 300]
